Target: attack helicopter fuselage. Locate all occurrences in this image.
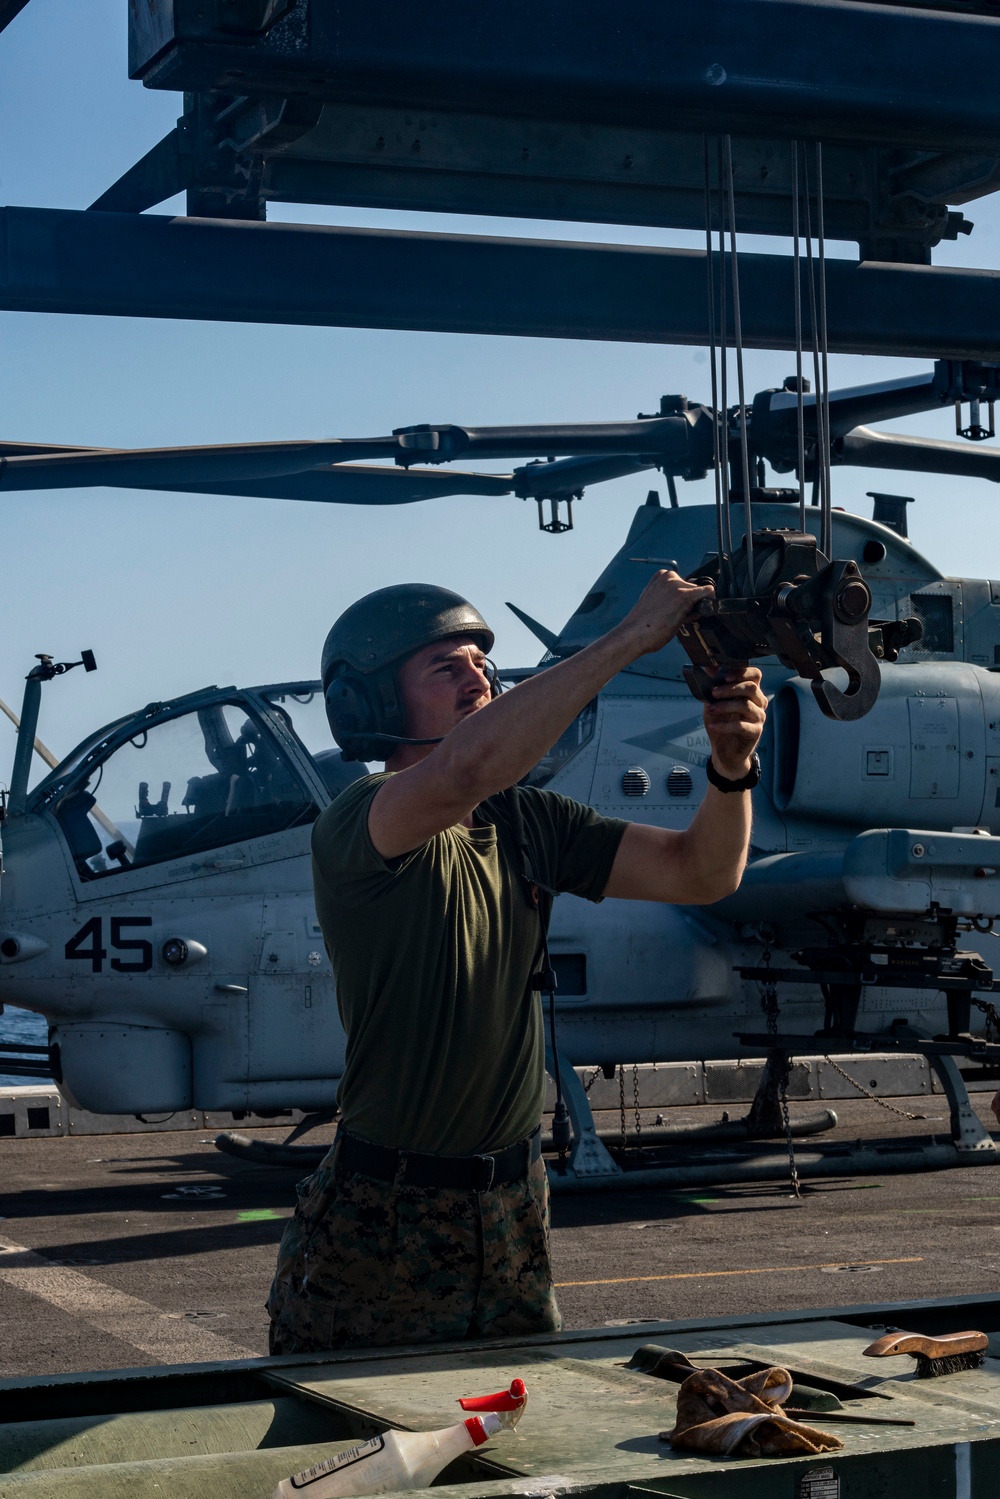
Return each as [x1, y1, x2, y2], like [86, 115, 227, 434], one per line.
[2, 495, 999, 1117]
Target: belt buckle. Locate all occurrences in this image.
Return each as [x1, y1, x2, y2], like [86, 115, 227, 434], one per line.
[473, 1154, 496, 1192]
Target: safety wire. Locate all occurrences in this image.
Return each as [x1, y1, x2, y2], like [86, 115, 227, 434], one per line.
[791, 141, 807, 535]
[758, 949, 801, 1198]
[723, 135, 755, 592]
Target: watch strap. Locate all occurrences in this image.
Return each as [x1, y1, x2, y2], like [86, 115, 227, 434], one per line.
[705, 752, 761, 793]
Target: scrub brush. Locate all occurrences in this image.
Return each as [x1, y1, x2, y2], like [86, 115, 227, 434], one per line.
[862, 1329, 989, 1378]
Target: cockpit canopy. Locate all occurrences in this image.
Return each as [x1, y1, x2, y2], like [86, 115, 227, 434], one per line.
[29, 682, 366, 880]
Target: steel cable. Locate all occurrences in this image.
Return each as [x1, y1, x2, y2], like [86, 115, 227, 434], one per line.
[723, 134, 755, 592]
[815, 143, 833, 560]
[791, 141, 808, 536]
[716, 137, 732, 552]
[801, 148, 834, 559]
[704, 134, 728, 581]
[801, 154, 824, 527]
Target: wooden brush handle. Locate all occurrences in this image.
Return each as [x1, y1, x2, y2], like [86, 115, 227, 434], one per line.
[862, 1330, 988, 1359]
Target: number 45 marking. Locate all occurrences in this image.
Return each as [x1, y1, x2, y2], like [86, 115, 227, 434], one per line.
[65, 917, 153, 974]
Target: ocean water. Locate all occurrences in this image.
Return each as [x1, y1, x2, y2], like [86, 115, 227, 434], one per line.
[0, 1006, 50, 1087]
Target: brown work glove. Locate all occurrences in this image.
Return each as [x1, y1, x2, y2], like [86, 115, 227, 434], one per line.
[666, 1365, 844, 1458]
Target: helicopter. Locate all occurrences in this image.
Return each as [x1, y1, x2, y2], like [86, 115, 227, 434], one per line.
[3, 356, 1000, 1186]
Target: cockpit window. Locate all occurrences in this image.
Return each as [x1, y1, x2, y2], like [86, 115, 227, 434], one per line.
[51, 701, 319, 880]
[262, 684, 371, 800]
[262, 685, 331, 756]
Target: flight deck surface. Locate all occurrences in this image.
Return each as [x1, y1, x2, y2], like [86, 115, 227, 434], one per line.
[0, 1092, 998, 1380]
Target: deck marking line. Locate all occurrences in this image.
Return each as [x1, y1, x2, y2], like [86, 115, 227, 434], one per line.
[554, 1256, 923, 1288]
[0, 1236, 259, 1364]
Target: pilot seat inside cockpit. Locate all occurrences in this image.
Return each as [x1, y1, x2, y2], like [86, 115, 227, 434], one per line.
[49, 699, 322, 879]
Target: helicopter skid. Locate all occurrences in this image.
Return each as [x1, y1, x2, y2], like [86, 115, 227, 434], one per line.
[545, 1134, 997, 1193]
[547, 1029, 997, 1189]
[541, 1107, 838, 1152]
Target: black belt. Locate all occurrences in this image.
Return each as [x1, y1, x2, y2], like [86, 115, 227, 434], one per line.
[337, 1125, 541, 1192]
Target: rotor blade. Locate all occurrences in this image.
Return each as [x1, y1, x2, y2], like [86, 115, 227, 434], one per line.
[144, 456, 654, 504]
[391, 414, 704, 464]
[765, 372, 942, 445]
[0, 442, 658, 505]
[837, 427, 1000, 482]
[759, 363, 1000, 466]
[0, 441, 105, 457]
[146, 465, 517, 505]
[0, 413, 701, 495]
[512, 454, 655, 497]
[0, 439, 397, 491]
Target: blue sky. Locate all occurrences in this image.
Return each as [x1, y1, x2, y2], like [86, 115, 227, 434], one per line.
[2, 1, 1000, 780]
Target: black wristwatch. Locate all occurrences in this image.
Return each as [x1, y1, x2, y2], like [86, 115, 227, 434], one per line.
[705, 752, 761, 793]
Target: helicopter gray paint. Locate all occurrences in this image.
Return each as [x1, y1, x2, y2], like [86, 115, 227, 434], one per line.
[0, 499, 993, 1117]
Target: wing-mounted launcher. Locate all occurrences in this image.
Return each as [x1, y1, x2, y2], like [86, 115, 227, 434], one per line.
[678, 530, 922, 721]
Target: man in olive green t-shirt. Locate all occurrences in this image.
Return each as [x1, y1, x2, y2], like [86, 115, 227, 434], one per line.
[268, 572, 767, 1354]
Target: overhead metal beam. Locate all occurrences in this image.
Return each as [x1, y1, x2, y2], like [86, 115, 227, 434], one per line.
[130, 0, 1000, 155]
[256, 107, 973, 262]
[5, 206, 1000, 359]
[92, 99, 981, 263]
[90, 131, 187, 215]
[0, 0, 31, 35]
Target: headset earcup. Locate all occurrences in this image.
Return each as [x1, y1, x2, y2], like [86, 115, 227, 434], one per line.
[325, 670, 379, 759]
[372, 666, 406, 740]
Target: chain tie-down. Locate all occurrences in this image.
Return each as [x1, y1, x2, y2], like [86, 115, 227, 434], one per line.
[757, 950, 801, 1199]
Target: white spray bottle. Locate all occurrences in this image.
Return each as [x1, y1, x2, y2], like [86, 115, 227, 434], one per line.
[273, 1378, 527, 1499]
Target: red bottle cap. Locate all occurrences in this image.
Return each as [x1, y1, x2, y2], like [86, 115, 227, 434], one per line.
[458, 1378, 527, 1412]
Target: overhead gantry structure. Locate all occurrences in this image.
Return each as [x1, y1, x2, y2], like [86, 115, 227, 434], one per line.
[0, 1, 29, 34]
[2, 0, 1000, 356]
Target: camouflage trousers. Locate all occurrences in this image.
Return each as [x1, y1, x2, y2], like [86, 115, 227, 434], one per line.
[266, 1134, 561, 1354]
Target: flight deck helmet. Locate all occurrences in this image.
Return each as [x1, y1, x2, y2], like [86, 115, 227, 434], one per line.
[322, 583, 496, 761]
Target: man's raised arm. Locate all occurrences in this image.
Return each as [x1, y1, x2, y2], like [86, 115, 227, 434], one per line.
[369, 570, 759, 862]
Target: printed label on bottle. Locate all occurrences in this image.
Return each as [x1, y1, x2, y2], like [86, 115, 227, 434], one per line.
[289, 1435, 386, 1489]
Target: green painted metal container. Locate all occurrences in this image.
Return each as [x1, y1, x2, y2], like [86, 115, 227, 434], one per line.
[0, 1294, 997, 1499]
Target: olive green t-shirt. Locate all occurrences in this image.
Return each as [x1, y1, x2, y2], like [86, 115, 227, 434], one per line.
[311, 774, 628, 1155]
